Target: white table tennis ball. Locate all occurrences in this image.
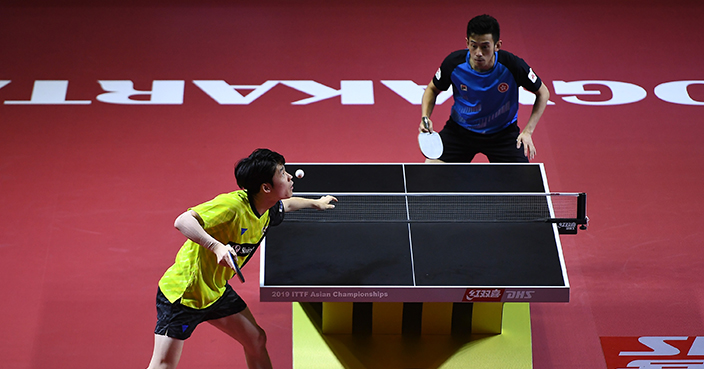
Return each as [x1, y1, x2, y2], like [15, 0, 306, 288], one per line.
[295, 169, 305, 179]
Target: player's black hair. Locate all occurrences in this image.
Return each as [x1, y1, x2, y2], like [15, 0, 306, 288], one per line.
[467, 14, 500, 44]
[234, 148, 286, 194]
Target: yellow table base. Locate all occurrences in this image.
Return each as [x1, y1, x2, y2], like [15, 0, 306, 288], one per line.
[319, 301, 503, 335]
[293, 302, 532, 368]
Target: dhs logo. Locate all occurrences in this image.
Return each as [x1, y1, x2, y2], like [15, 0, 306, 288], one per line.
[601, 336, 704, 369]
[504, 290, 535, 301]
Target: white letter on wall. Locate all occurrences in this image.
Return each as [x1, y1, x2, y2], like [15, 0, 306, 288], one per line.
[654, 81, 704, 106]
[553, 80, 646, 105]
[5, 80, 91, 105]
[279, 80, 374, 105]
[193, 80, 279, 104]
[96, 80, 184, 104]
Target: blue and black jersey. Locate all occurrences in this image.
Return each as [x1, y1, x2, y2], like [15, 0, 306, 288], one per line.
[433, 49, 542, 134]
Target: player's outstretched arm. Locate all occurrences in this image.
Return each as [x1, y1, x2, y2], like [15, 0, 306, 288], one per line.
[420, 81, 441, 133]
[517, 82, 550, 160]
[282, 195, 337, 212]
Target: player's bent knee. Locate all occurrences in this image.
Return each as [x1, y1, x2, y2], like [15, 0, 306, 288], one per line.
[227, 319, 268, 352]
[249, 326, 268, 350]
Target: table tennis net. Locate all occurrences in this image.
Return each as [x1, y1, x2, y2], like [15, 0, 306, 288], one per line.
[286, 193, 587, 223]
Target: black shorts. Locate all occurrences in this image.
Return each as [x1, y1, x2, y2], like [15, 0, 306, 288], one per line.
[438, 119, 529, 163]
[154, 284, 247, 340]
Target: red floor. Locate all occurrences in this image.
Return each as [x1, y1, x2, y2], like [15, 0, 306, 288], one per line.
[2, 1, 704, 368]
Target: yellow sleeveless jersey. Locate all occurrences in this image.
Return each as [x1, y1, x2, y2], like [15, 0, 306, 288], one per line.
[158, 190, 283, 309]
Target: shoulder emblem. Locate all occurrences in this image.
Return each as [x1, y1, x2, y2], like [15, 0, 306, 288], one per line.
[528, 68, 538, 83]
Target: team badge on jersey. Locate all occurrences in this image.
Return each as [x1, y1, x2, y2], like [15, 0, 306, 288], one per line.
[435, 68, 441, 80]
[498, 83, 509, 93]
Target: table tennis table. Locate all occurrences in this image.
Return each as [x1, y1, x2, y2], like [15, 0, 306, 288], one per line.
[260, 163, 586, 335]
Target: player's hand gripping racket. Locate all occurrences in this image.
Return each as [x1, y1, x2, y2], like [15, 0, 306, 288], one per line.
[226, 251, 245, 283]
[418, 117, 443, 160]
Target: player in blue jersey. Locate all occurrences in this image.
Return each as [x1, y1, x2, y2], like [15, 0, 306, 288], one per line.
[420, 14, 550, 163]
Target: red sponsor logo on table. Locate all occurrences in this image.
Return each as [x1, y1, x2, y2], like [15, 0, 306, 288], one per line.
[462, 288, 504, 302]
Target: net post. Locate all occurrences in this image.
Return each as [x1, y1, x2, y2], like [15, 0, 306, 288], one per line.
[577, 193, 587, 229]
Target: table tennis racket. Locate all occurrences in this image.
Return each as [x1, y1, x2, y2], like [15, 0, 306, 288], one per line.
[418, 117, 443, 160]
[227, 251, 245, 283]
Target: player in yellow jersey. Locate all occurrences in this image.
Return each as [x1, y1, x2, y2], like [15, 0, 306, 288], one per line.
[146, 149, 336, 369]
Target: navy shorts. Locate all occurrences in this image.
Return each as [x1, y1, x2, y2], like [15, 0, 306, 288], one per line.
[154, 284, 247, 340]
[438, 119, 529, 163]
